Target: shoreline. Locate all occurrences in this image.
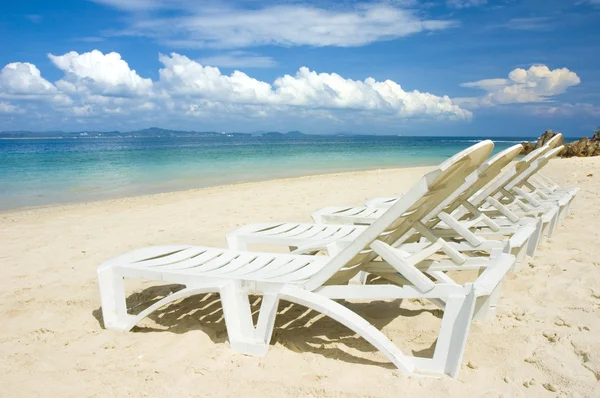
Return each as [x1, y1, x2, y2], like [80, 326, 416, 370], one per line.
[0, 136, 538, 213]
[0, 163, 436, 215]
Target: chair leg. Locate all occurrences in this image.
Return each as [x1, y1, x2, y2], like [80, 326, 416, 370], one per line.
[98, 266, 131, 331]
[473, 281, 502, 321]
[98, 266, 224, 332]
[220, 283, 281, 356]
[430, 287, 477, 378]
[526, 218, 543, 258]
[547, 209, 560, 238]
[253, 293, 280, 346]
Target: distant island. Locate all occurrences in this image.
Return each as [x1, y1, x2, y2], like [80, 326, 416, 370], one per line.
[0, 127, 322, 139]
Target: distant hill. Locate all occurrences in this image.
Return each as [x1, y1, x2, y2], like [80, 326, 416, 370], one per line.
[285, 131, 307, 138]
[0, 127, 260, 139]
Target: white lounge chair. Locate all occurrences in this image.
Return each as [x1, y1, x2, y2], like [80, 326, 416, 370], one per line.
[98, 140, 514, 378]
[524, 134, 580, 217]
[313, 141, 563, 252]
[477, 145, 572, 239]
[367, 134, 573, 225]
[227, 144, 537, 268]
[500, 147, 577, 225]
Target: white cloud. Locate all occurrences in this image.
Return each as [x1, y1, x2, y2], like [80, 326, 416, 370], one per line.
[48, 50, 153, 97]
[532, 103, 600, 117]
[198, 51, 277, 68]
[0, 49, 472, 129]
[157, 53, 471, 119]
[492, 17, 553, 31]
[0, 101, 24, 114]
[106, 3, 457, 49]
[0, 62, 56, 97]
[446, 0, 487, 9]
[458, 65, 581, 107]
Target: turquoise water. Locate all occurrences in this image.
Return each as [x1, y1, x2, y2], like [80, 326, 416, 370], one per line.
[0, 136, 532, 210]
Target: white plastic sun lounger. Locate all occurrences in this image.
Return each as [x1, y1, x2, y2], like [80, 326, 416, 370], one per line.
[98, 140, 514, 378]
[437, 145, 564, 249]
[500, 146, 577, 225]
[227, 143, 536, 270]
[480, 145, 573, 236]
[313, 141, 562, 250]
[301, 144, 539, 259]
[525, 134, 580, 214]
[364, 136, 560, 209]
[366, 134, 572, 225]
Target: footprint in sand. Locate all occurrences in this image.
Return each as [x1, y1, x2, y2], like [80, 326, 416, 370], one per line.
[543, 331, 558, 343]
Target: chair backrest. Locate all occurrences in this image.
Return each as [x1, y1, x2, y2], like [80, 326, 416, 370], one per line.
[523, 133, 562, 162]
[422, 143, 523, 225]
[504, 146, 564, 191]
[546, 133, 563, 148]
[303, 140, 494, 290]
[468, 140, 558, 208]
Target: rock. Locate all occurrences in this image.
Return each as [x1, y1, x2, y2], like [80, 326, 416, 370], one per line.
[543, 382, 558, 392]
[521, 141, 535, 155]
[520, 130, 562, 155]
[535, 130, 564, 149]
[562, 137, 600, 158]
[467, 361, 478, 369]
[523, 378, 536, 388]
[520, 128, 600, 158]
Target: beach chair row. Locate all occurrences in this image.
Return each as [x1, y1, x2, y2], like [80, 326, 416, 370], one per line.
[98, 133, 576, 378]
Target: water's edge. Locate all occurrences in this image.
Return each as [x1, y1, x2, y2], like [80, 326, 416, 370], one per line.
[0, 163, 434, 214]
[0, 136, 535, 211]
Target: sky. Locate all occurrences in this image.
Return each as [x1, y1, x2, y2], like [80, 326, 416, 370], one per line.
[0, 0, 599, 136]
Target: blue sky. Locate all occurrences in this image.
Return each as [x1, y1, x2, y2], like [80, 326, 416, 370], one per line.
[0, 0, 598, 136]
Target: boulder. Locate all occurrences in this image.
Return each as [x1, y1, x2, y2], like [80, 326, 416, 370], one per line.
[562, 137, 600, 158]
[520, 130, 562, 155]
[535, 130, 564, 149]
[520, 129, 600, 158]
[520, 141, 535, 155]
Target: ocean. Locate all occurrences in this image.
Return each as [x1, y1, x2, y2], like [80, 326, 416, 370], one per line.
[0, 135, 534, 210]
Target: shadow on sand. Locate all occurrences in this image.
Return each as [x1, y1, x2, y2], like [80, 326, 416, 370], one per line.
[92, 283, 442, 368]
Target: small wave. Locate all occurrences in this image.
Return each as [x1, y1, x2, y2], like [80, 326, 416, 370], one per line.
[493, 140, 527, 143]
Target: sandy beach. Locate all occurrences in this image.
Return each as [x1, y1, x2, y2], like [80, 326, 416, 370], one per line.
[1, 157, 599, 397]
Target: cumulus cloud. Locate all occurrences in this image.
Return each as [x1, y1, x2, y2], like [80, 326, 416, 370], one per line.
[0, 49, 472, 129]
[0, 62, 56, 97]
[458, 65, 581, 107]
[157, 53, 471, 119]
[48, 50, 153, 97]
[101, 3, 457, 49]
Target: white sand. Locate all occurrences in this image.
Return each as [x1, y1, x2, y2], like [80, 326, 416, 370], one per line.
[1, 157, 599, 397]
